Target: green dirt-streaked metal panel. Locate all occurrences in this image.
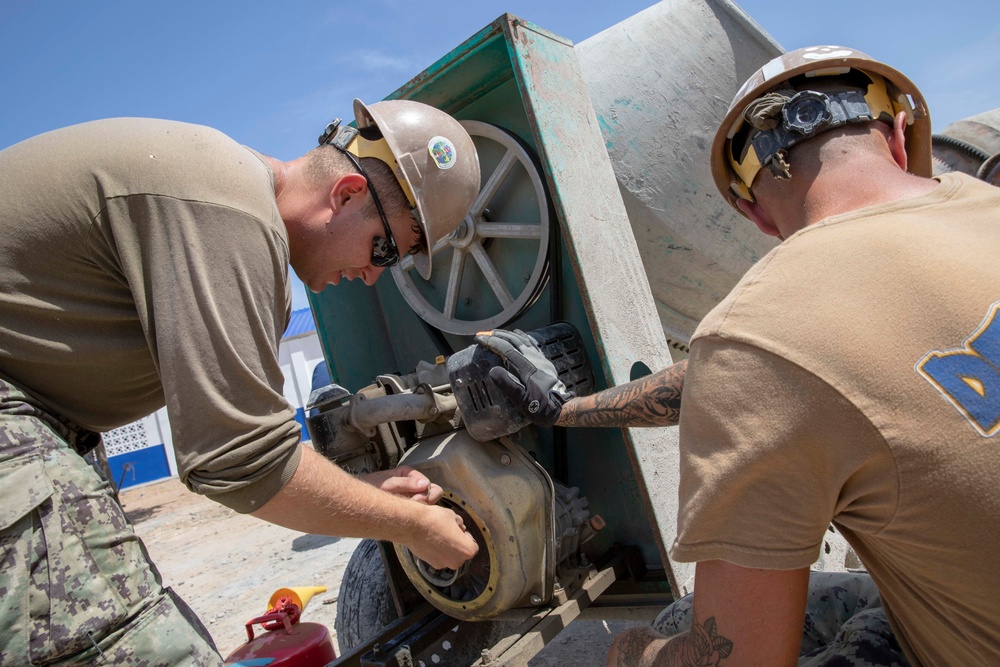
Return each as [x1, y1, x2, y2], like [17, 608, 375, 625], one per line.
[307, 12, 687, 596]
[310, 280, 394, 389]
[501, 17, 688, 596]
[383, 19, 515, 115]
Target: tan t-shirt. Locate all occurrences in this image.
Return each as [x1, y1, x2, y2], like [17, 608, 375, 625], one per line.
[672, 173, 1000, 666]
[0, 118, 301, 512]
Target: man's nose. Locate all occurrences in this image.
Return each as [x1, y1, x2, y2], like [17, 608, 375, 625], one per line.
[361, 265, 385, 286]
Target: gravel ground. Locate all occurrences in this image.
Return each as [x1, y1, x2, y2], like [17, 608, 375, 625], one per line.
[119, 477, 647, 664]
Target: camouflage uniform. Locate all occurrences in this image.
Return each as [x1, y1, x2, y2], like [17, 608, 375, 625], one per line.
[653, 572, 910, 667]
[0, 378, 223, 666]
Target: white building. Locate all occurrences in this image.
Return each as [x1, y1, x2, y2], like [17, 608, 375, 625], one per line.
[102, 307, 326, 490]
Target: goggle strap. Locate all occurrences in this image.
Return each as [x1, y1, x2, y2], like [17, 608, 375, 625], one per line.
[318, 120, 417, 210]
[729, 74, 896, 198]
[346, 136, 417, 209]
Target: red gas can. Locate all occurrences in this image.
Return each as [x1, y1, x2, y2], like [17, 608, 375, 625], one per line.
[223, 592, 337, 667]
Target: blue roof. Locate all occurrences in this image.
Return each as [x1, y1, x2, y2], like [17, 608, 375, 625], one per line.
[282, 307, 317, 340]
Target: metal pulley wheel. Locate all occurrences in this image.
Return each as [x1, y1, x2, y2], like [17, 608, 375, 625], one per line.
[391, 120, 551, 335]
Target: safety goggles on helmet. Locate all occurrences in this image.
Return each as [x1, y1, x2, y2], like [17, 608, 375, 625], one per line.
[711, 46, 931, 218]
[319, 118, 418, 208]
[727, 70, 896, 199]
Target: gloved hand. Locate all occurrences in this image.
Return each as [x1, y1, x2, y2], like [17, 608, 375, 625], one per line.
[474, 329, 574, 427]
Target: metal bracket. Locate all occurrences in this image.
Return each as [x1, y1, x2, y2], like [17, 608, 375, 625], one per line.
[468, 554, 624, 667]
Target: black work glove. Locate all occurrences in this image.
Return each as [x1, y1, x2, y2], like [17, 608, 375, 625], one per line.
[474, 329, 574, 427]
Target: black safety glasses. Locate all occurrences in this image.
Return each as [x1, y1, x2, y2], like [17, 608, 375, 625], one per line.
[341, 150, 399, 268]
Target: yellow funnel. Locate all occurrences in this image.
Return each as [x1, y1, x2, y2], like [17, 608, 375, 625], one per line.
[268, 585, 327, 612]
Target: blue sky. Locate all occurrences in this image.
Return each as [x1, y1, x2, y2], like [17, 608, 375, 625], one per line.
[3, 0, 997, 310]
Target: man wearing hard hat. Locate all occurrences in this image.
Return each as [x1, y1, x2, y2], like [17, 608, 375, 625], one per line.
[0, 100, 480, 664]
[483, 46, 1000, 666]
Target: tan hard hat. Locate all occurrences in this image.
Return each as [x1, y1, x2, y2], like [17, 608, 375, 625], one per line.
[354, 99, 480, 280]
[711, 46, 932, 216]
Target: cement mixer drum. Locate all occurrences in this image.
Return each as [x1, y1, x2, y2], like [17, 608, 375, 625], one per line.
[932, 108, 1000, 186]
[576, 0, 783, 349]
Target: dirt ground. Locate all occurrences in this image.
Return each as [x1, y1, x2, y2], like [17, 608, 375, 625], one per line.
[119, 477, 647, 665]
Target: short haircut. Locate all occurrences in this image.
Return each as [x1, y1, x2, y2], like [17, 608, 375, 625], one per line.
[305, 147, 404, 216]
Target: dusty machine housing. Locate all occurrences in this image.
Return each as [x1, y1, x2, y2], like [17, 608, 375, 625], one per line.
[307, 322, 599, 625]
[307, 2, 783, 665]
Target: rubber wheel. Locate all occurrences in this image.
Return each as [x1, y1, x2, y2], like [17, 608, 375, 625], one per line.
[335, 539, 517, 665]
[334, 539, 398, 651]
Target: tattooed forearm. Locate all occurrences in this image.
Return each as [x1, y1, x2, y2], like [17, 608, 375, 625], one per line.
[650, 617, 734, 667]
[559, 359, 687, 428]
[612, 626, 663, 667]
[607, 616, 734, 667]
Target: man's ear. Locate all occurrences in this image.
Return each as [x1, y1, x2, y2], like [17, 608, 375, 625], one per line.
[737, 197, 782, 238]
[888, 111, 909, 172]
[329, 173, 367, 212]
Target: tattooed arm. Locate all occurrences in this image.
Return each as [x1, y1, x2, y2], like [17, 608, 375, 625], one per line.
[609, 619, 734, 667]
[607, 560, 809, 667]
[557, 359, 687, 428]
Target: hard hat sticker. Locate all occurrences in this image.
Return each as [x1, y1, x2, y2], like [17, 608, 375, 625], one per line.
[802, 46, 854, 60]
[428, 136, 457, 170]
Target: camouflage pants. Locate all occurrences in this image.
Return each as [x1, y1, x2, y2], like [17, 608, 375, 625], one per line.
[654, 572, 910, 666]
[0, 379, 223, 666]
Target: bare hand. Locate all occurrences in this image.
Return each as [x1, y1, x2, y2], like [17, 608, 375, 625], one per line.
[407, 504, 479, 570]
[361, 466, 443, 504]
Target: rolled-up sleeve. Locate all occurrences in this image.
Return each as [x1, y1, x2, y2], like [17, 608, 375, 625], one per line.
[109, 193, 302, 513]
